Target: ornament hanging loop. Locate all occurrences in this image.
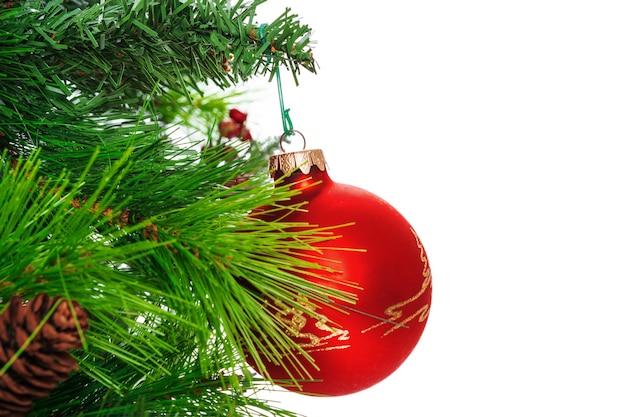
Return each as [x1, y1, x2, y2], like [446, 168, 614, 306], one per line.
[258, 23, 297, 141]
[279, 130, 306, 153]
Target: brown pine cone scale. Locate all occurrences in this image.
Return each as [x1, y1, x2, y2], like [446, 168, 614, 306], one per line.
[0, 293, 88, 416]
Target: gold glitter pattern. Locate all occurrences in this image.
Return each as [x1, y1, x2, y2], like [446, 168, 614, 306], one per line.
[361, 227, 432, 337]
[275, 299, 351, 352]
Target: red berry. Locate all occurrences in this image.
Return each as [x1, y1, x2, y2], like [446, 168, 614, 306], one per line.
[218, 118, 241, 139]
[240, 126, 253, 142]
[229, 108, 248, 124]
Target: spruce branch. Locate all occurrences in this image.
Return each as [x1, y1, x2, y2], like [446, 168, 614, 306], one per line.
[0, 0, 315, 95]
[1, 0, 315, 183]
[0, 1, 352, 415]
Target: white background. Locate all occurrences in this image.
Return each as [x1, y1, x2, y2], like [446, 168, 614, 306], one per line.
[236, 1, 626, 416]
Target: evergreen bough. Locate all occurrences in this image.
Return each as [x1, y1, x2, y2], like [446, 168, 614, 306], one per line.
[0, 1, 354, 415]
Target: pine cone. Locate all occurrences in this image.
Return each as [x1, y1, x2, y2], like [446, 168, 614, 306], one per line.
[0, 294, 88, 416]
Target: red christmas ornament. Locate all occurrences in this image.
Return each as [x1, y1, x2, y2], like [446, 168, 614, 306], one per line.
[251, 142, 432, 396]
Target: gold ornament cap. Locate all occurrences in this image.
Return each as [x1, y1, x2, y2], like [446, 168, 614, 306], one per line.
[269, 131, 327, 175]
[269, 149, 327, 175]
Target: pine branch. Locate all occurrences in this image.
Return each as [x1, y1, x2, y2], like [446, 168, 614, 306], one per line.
[0, 0, 315, 95]
[1, 0, 315, 184]
[33, 346, 304, 417]
[0, 2, 347, 415]
[132, 172, 359, 366]
[1, 148, 357, 415]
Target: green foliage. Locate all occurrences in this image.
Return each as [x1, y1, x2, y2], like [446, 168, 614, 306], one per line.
[156, 89, 244, 133]
[0, 135, 354, 417]
[0, 0, 315, 181]
[0, 1, 344, 416]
